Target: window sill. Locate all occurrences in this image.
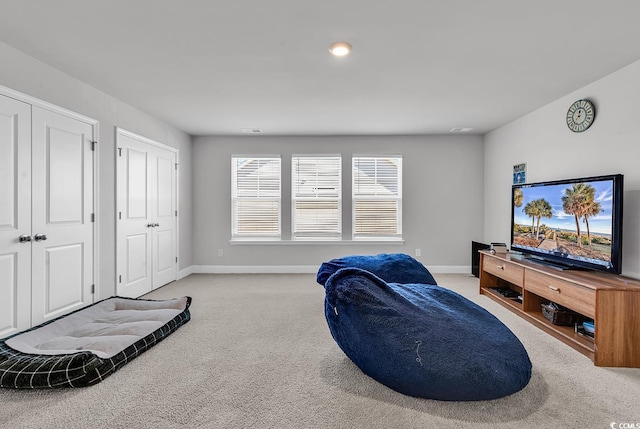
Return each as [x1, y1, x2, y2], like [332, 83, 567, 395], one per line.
[230, 239, 405, 246]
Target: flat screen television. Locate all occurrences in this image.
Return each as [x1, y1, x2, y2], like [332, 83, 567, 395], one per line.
[510, 174, 623, 274]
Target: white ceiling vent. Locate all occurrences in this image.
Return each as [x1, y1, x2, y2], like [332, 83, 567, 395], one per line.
[241, 128, 262, 134]
[449, 127, 474, 133]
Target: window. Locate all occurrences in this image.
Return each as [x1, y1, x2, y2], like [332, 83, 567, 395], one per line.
[231, 156, 281, 239]
[292, 155, 342, 240]
[352, 156, 402, 240]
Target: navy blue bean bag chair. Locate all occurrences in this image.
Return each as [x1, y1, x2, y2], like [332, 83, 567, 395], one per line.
[317, 253, 437, 286]
[322, 267, 531, 401]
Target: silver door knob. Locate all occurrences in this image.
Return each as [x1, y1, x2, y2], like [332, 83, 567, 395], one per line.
[154, 223, 160, 227]
[147, 223, 154, 228]
[33, 233, 47, 242]
[18, 234, 32, 243]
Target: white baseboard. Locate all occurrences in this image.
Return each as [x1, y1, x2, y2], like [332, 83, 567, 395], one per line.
[178, 266, 194, 279]
[428, 265, 471, 274]
[187, 264, 470, 275]
[192, 265, 319, 274]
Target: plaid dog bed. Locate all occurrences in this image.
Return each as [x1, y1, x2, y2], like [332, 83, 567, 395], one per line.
[0, 296, 191, 389]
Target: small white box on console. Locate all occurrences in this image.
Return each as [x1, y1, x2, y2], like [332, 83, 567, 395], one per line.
[489, 242, 508, 254]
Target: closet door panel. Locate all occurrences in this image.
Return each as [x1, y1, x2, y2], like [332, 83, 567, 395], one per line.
[45, 243, 83, 314]
[155, 229, 174, 275]
[126, 233, 149, 284]
[0, 253, 21, 338]
[156, 154, 173, 217]
[127, 148, 149, 219]
[0, 95, 31, 338]
[31, 107, 94, 325]
[47, 127, 84, 223]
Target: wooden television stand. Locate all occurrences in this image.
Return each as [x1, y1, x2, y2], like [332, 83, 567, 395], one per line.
[479, 250, 640, 367]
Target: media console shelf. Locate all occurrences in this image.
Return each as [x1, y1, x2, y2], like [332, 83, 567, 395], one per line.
[479, 250, 640, 367]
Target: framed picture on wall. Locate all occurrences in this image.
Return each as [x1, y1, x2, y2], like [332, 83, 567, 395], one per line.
[513, 163, 526, 184]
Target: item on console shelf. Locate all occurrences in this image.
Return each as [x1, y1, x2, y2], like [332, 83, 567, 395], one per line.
[490, 242, 508, 254]
[541, 302, 583, 326]
[576, 323, 595, 339]
[582, 320, 595, 334]
[489, 287, 520, 298]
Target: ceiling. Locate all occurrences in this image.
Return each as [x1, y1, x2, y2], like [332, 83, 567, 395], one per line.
[2, 0, 640, 136]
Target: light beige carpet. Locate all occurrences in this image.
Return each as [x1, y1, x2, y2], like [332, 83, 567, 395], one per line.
[1, 273, 639, 428]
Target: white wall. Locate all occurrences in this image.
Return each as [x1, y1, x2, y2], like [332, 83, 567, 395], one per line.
[484, 59, 640, 278]
[192, 134, 484, 272]
[0, 41, 193, 297]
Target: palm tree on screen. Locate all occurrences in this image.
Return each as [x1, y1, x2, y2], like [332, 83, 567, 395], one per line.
[562, 183, 592, 247]
[580, 185, 602, 246]
[514, 188, 524, 208]
[523, 201, 536, 236]
[523, 198, 552, 240]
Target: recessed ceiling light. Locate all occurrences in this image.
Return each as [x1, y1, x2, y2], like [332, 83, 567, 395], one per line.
[449, 127, 474, 133]
[329, 41, 352, 57]
[241, 128, 262, 134]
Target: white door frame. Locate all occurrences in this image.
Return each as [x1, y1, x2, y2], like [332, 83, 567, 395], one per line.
[0, 84, 99, 303]
[115, 127, 179, 295]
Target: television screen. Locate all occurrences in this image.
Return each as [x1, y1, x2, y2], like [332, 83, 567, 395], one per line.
[511, 174, 623, 274]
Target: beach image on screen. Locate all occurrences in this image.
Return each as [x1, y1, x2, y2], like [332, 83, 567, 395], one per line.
[512, 179, 615, 267]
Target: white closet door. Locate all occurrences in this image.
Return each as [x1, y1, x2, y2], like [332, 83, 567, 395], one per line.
[117, 130, 177, 297]
[0, 95, 32, 338]
[30, 107, 94, 325]
[117, 135, 154, 297]
[151, 147, 177, 288]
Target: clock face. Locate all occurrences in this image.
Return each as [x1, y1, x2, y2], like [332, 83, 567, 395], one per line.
[566, 99, 595, 132]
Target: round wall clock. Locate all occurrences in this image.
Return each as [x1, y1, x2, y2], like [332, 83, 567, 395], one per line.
[566, 99, 595, 133]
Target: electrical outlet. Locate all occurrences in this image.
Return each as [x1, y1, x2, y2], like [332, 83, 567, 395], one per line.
[415, 249, 421, 257]
[217, 249, 224, 257]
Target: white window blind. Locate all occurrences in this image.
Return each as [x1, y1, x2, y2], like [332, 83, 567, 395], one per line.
[352, 156, 402, 240]
[292, 156, 342, 240]
[231, 156, 281, 239]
